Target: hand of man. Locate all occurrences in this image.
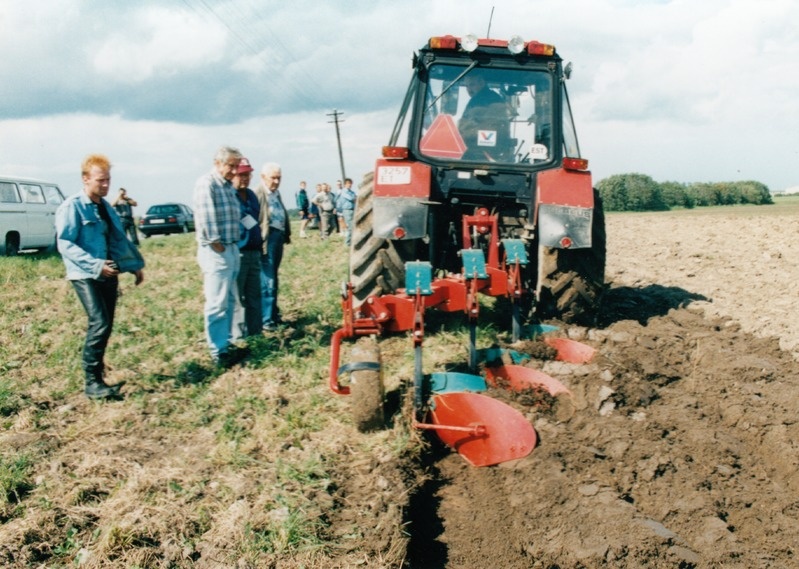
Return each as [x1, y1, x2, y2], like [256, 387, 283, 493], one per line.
[101, 260, 120, 278]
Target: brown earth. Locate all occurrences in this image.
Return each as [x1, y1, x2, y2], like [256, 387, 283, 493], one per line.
[334, 206, 799, 568]
[3, 205, 799, 568]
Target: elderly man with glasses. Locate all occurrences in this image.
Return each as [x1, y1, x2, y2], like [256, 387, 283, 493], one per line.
[193, 145, 246, 367]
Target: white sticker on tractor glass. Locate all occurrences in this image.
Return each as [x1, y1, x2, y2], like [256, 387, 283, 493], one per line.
[477, 130, 497, 147]
[377, 166, 412, 185]
[530, 143, 548, 160]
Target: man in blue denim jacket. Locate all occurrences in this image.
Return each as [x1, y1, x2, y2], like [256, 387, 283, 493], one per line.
[56, 153, 144, 399]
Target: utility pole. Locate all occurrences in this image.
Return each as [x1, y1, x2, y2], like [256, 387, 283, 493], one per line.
[327, 109, 347, 182]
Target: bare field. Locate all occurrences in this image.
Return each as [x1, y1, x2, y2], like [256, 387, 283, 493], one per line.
[2, 198, 799, 568]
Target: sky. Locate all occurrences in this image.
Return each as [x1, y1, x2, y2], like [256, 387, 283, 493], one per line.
[1, 0, 797, 212]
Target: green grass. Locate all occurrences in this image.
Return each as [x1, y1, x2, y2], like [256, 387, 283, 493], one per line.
[0, 453, 34, 509]
[607, 194, 799, 218]
[0, 215, 602, 566]
[0, 221, 443, 568]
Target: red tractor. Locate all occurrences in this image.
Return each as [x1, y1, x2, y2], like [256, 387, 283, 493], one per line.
[330, 35, 604, 466]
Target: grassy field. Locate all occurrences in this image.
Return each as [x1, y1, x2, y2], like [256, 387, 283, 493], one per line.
[2, 199, 792, 567]
[0, 224, 411, 567]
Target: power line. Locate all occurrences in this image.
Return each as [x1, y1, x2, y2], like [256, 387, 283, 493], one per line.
[180, 0, 322, 110]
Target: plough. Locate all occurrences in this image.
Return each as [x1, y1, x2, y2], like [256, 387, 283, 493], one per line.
[329, 211, 596, 467]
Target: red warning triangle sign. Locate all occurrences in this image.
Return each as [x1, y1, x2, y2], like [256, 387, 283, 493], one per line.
[419, 114, 466, 159]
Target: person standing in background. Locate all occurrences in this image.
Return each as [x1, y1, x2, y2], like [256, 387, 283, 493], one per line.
[296, 180, 310, 238]
[231, 158, 263, 339]
[312, 183, 335, 240]
[255, 162, 291, 330]
[111, 187, 139, 244]
[332, 179, 343, 234]
[193, 146, 243, 367]
[336, 177, 357, 247]
[56, 154, 144, 399]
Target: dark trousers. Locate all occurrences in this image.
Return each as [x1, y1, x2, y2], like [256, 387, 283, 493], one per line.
[261, 229, 285, 326]
[121, 217, 139, 245]
[237, 249, 263, 336]
[71, 278, 118, 378]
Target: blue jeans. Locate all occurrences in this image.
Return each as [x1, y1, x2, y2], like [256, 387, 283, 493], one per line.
[341, 208, 354, 245]
[261, 229, 285, 326]
[197, 244, 240, 358]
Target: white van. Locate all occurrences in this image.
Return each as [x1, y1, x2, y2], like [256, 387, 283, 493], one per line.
[0, 176, 66, 256]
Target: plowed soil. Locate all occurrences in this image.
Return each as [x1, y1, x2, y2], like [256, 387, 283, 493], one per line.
[335, 206, 799, 568]
[3, 205, 798, 569]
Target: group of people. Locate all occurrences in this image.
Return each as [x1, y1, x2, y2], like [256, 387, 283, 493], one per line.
[55, 147, 293, 400]
[192, 146, 290, 368]
[296, 178, 356, 246]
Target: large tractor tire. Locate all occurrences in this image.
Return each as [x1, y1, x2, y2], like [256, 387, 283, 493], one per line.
[349, 172, 417, 307]
[349, 337, 385, 432]
[536, 189, 606, 325]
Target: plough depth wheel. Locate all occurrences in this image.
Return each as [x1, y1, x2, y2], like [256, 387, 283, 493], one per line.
[349, 337, 385, 432]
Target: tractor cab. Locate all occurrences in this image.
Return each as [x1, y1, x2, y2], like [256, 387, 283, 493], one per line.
[389, 35, 584, 173]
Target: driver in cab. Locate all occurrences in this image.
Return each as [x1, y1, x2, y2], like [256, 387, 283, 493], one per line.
[458, 73, 512, 161]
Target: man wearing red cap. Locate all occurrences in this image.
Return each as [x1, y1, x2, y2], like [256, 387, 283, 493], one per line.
[231, 158, 263, 338]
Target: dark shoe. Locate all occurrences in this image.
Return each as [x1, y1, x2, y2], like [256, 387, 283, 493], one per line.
[213, 352, 233, 369]
[214, 348, 246, 369]
[228, 345, 249, 363]
[85, 377, 124, 400]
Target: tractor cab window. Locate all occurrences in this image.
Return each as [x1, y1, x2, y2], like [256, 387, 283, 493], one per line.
[561, 82, 581, 159]
[419, 65, 554, 166]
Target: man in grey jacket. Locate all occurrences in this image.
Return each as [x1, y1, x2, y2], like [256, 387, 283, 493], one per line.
[254, 162, 291, 330]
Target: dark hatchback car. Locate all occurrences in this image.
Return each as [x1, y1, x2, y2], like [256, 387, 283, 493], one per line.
[138, 203, 195, 238]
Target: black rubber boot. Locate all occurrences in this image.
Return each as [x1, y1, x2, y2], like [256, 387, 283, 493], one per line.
[84, 375, 123, 400]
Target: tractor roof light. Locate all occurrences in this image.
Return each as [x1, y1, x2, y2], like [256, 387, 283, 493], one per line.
[526, 41, 556, 56]
[461, 34, 479, 52]
[429, 35, 459, 50]
[507, 35, 525, 54]
[382, 146, 409, 159]
[563, 157, 589, 171]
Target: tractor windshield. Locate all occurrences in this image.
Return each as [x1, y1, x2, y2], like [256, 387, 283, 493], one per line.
[419, 64, 555, 166]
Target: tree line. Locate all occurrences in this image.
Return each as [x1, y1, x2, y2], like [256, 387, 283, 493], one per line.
[596, 173, 774, 212]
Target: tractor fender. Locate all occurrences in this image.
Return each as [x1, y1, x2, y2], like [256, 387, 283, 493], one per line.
[372, 159, 432, 240]
[536, 167, 594, 249]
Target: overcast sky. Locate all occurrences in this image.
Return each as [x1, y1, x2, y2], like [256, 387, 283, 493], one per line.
[1, 0, 797, 211]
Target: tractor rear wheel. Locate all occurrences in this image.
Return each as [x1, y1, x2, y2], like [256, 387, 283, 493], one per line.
[349, 337, 385, 432]
[536, 189, 606, 325]
[349, 172, 416, 307]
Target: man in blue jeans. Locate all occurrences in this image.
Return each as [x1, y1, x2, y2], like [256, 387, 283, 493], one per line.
[56, 153, 145, 399]
[336, 177, 357, 246]
[193, 146, 244, 367]
[254, 162, 291, 330]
